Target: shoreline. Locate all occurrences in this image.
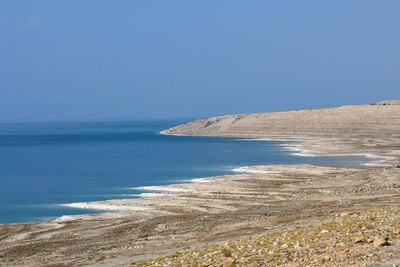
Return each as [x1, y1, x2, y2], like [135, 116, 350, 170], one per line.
[53, 107, 399, 222]
[1, 101, 400, 266]
[0, 136, 391, 225]
[276, 140, 396, 167]
[3, 162, 399, 266]
[49, 137, 392, 217]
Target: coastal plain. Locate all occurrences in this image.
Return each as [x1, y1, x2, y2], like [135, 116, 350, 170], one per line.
[1, 101, 400, 266]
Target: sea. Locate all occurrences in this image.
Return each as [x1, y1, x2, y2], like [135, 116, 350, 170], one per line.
[0, 120, 376, 224]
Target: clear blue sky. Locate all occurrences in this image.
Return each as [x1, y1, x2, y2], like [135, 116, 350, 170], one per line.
[1, 1, 399, 122]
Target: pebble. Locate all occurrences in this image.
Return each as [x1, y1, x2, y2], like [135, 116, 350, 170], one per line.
[336, 242, 346, 247]
[352, 235, 366, 243]
[373, 237, 388, 248]
[223, 257, 235, 267]
[221, 247, 232, 257]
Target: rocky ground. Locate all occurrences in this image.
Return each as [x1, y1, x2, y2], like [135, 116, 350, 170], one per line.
[137, 207, 400, 266]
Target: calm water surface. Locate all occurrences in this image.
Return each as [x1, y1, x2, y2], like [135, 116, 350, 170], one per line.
[0, 121, 374, 223]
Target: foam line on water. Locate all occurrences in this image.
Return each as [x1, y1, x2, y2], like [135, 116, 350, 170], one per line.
[277, 143, 317, 157]
[232, 167, 280, 174]
[131, 186, 194, 192]
[184, 178, 212, 183]
[60, 203, 150, 211]
[246, 138, 395, 166]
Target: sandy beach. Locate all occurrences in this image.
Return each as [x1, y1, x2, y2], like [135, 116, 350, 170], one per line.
[1, 101, 400, 266]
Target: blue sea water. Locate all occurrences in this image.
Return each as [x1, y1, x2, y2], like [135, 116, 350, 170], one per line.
[0, 121, 374, 224]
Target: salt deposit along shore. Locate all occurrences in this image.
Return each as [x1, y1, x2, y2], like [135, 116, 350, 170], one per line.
[1, 100, 400, 266]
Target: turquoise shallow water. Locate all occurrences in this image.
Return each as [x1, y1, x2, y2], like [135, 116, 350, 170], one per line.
[0, 121, 375, 224]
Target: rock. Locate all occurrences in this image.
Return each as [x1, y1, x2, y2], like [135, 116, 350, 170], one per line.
[352, 235, 366, 243]
[155, 224, 166, 232]
[222, 247, 232, 257]
[336, 242, 346, 247]
[373, 237, 389, 247]
[223, 257, 235, 267]
[321, 256, 330, 263]
[320, 229, 329, 234]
